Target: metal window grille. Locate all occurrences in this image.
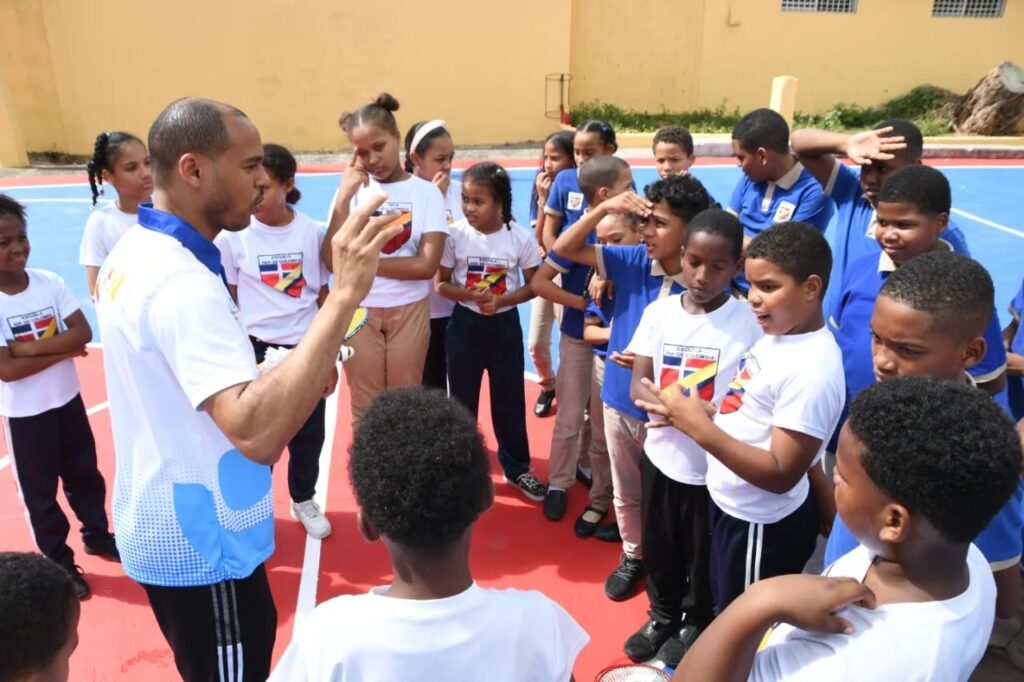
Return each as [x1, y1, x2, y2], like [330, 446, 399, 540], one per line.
[932, 0, 1005, 17]
[782, 0, 857, 12]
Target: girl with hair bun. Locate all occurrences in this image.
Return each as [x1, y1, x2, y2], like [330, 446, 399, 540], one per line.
[79, 131, 152, 296]
[403, 119, 463, 390]
[322, 93, 449, 423]
[215, 143, 335, 540]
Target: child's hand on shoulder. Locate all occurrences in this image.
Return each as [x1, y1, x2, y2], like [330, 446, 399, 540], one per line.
[601, 191, 652, 219]
[748, 574, 876, 635]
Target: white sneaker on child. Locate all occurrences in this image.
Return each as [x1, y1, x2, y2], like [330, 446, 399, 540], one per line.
[291, 500, 332, 539]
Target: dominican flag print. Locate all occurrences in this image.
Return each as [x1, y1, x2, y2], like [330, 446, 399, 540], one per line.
[258, 253, 306, 298]
[719, 352, 758, 415]
[8, 307, 58, 342]
[466, 257, 509, 295]
[659, 345, 719, 401]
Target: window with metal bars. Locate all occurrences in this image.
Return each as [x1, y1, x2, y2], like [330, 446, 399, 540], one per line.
[781, 0, 857, 12]
[932, 0, 1005, 17]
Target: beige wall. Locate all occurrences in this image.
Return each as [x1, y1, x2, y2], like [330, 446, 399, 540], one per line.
[0, 0, 571, 156]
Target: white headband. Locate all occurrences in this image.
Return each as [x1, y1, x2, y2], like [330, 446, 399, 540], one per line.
[409, 119, 448, 157]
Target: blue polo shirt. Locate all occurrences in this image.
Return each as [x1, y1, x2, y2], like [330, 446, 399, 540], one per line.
[544, 168, 588, 233]
[594, 245, 686, 420]
[821, 162, 971, 321]
[584, 298, 613, 358]
[729, 162, 834, 292]
[1008, 279, 1024, 420]
[545, 251, 591, 340]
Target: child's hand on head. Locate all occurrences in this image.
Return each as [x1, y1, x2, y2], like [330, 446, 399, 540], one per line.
[636, 377, 716, 435]
[602, 191, 653, 219]
[750, 574, 876, 635]
[431, 171, 450, 196]
[846, 127, 907, 166]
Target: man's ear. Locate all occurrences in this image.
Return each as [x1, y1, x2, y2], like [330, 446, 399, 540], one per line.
[356, 510, 381, 544]
[178, 153, 203, 189]
[757, 147, 770, 165]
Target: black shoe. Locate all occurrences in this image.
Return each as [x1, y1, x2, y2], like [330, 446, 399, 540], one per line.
[575, 464, 593, 488]
[65, 564, 91, 600]
[573, 506, 606, 538]
[505, 471, 548, 502]
[83, 533, 121, 562]
[604, 554, 645, 601]
[534, 389, 556, 417]
[624, 618, 681, 662]
[656, 622, 704, 666]
[543, 489, 567, 521]
[594, 522, 622, 543]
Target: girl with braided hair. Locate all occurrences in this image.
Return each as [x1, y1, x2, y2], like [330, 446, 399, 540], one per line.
[437, 162, 548, 502]
[79, 132, 151, 296]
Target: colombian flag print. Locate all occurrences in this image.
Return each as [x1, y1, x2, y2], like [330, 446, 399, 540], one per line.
[719, 354, 757, 415]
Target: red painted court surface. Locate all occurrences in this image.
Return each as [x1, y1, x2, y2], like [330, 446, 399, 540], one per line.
[0, 351, 647, 680]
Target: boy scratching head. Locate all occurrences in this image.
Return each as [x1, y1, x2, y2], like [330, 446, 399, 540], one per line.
[860, 119, 924, 205]
[744, 222, 832, 335]
[680, 209, 744, 310]
[0, 194, 29, 276]
[874, 164, 950, 267]
[578, 156, 632, 206]
[871, 251, 992, 384]
[653, 126, 696, 179]
[836, 376, 1021, 561]
[641, 175, 711, 264]
[349, 387, 492, 564]
[0, 552, 80, 682]
[731, 108, 791, 184]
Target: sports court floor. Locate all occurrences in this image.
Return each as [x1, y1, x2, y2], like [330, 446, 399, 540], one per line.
[1, 158, 1022, 680]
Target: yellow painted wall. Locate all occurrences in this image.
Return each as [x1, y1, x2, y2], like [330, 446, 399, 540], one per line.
[0, 0, 571, 156]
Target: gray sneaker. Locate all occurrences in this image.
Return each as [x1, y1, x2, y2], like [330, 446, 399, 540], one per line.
[291, 500, 332, 539]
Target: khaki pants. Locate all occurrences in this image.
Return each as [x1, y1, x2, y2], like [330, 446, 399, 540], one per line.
[343, 298, 430, 424]
[604, 404, 647, 559]
[527, 292, 562, 390]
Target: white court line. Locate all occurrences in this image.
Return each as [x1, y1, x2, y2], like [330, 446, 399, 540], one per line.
[16, 198, 93, 203]
[293, 370, 341, 632]
[0, 400, 109, 472]
[952, 208, 1024, 240]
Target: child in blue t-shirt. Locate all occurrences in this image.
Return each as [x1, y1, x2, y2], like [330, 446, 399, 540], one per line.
[1004, 278, 1024, 421]
[552, 174, 712, 601]
[727, 109, 833, 293]
[791, 119, 971, 320]
[825, 251, 1024, 621]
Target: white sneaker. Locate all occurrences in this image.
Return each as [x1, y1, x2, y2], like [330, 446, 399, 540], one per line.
[291, 500, 332, 539]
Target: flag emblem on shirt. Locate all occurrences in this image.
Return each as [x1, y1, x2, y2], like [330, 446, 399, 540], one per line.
[659, 345, 719, 401]
[379, 202, 414, 254]
[567, 192, 585, 212]
[8, 307, 58, 342]
[446, 209, 454, 226]
[258, 253, 306, 298]
[719, 352, 759, 415]
[773, 201, 796, 222]
[466, 257, 509, 294]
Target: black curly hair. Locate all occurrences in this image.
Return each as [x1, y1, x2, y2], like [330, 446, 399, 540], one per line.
[86, 131, 144, 205]
[876, 164, 951, 215]
[653, 126, 695, 157]
[261, 143, 301, 205]
[848, 377, 1022, 543]
[879, 251, 994, 341]
[644, 174, 711, 225]
[578, 155, 629, 204]
[685, 209, 744, 261]
[462, 162, 514, 230]
[732, 108, 790, 155]
[0, 552, 77, 681]
[0, 193, 27, 227]
[349, 387, 492, 554]
[746, 222, 833, 298]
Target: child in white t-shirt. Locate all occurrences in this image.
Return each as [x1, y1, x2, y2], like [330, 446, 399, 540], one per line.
[638, 222, 844, 610]
[403, 119, 464, 391]
[323, 93, 449, 423]
[624, 209, 762, 666]
[216, 144, 334, 540]
[438, 162, 546, 502]
[80, 131, 152, 297]
[269, 386, 588, 682]
[0, 195, 118, 600]
[675, 377, 1019, 682]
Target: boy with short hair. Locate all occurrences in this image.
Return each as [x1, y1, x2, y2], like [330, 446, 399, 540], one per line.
[0, 552, 80, 682]
[552, 174, 712, 600]
[269, 387, 588, 681]
[532, 156, 633, 524]
[652, 126, 696, 179]
[826, 251, 1024, 620]
[638, 222, 844, 610]
[675, 376, 1021, 681]
[624, 209, 762, 665]
[727, 109, 833, 293]
[0, 195, 118, 600]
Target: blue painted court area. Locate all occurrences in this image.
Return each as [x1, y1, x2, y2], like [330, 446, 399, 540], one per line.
[4, 163, 1023, 377]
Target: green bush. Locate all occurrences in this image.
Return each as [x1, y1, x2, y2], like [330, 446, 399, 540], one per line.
[571, 86, 955, 136]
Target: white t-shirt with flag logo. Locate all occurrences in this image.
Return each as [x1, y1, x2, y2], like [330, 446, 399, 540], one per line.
[0, 268, 81, 417]
[78, 202, 137, 267]
[216, 210, 329, 345]
[628, 295, 762, 484]
[349, 175, 448, 309]
[440, 218, 541, 315]
[429, 179, 464, 319]
[706, 326, 845, 523]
